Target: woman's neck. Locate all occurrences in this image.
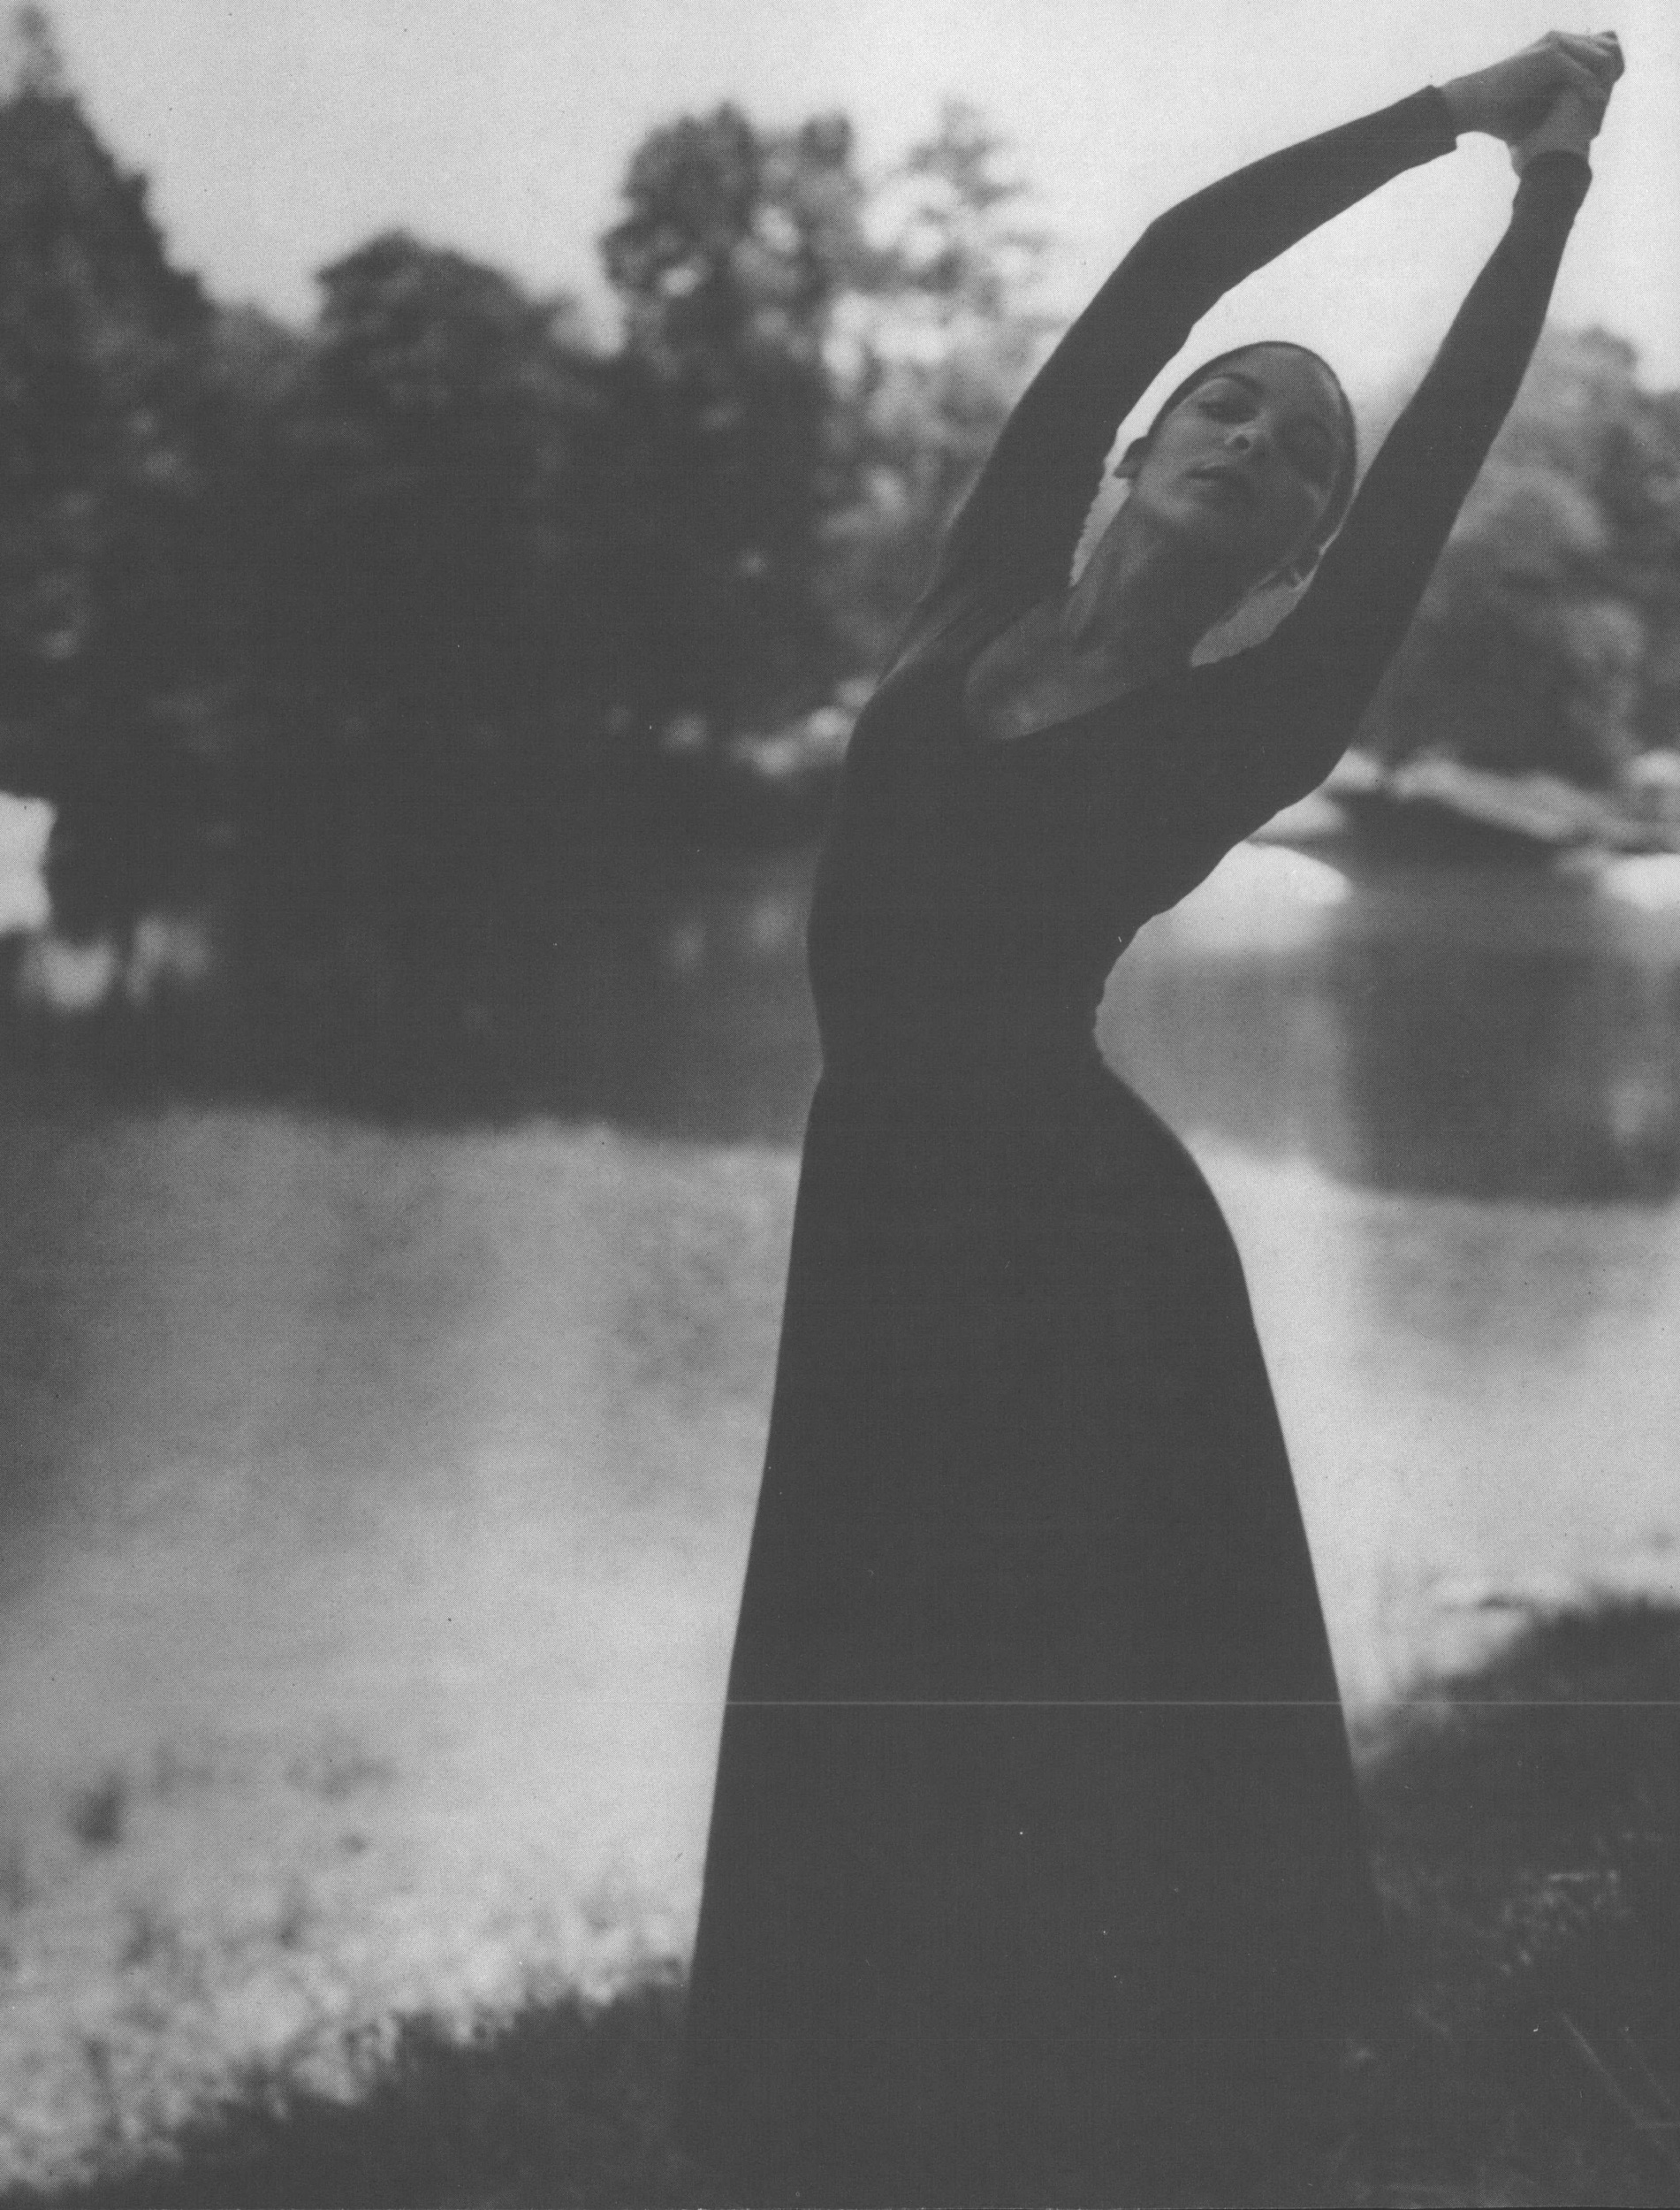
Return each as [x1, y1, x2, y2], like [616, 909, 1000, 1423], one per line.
[1059, 513, 1237, 679]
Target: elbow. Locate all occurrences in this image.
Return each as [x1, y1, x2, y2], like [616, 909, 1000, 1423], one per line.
[1129, 214, 1215, 304]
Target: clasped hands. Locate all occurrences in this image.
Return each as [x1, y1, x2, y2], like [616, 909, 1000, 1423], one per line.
[1441, 29, 1624, 172]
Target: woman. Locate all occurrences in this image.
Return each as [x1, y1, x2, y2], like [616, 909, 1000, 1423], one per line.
[682, 31, 1623, 2206]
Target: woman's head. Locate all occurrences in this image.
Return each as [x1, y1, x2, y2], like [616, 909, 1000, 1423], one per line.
[1114, 342, 1357, 594]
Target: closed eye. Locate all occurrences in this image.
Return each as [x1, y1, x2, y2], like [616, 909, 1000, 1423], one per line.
[1190, 372, 1340, 484]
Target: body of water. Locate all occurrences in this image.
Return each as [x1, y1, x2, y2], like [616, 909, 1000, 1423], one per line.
[2, 836, 1679, 2184]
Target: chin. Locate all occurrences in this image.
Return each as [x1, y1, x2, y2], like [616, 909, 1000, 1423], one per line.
[1150, 495, 1264, 579]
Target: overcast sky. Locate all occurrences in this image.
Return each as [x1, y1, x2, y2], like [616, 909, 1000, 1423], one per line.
[36, 0, 1680, 419]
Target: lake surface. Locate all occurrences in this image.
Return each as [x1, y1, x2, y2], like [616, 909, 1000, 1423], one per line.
[2, 837, 1679, 2184]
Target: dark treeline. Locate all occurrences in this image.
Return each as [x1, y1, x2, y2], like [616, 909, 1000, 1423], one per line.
[1, 4, 1677, 984]
[0, 8, 1048, 973]
[1361, 328, 1680, 790]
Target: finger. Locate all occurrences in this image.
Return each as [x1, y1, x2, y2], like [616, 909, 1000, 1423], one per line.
[1555, 56, 1611, 106]
[1559, 30, 1623, 84]
[1545, 31, 1611, 72]
[1538, 83, 1608, 141]
[1559, 80, 1611, 130]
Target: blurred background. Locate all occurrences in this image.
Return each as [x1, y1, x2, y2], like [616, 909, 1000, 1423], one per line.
[0, 0, 1677, 2190]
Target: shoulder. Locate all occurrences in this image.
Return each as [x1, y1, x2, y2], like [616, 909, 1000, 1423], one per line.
[962, 611, 1046, 743]
[843, 643, 960, 763]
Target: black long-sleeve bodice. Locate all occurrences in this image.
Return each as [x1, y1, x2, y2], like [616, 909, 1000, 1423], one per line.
[809, 90, 1590, 1084]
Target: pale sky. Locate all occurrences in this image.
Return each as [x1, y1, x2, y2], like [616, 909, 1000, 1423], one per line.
[37, 0, 1680, 427]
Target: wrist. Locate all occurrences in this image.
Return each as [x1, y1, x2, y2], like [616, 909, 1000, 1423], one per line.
[1436, 74, 1483, 139]
[1511, 87, 1603, 176]
[1514, 143, 1593, 184]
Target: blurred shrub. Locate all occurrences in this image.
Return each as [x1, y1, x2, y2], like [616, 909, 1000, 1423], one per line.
[1361, 329, 1680, 788]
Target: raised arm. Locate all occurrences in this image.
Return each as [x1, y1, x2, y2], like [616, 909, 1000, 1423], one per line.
[912, 87, 1459, 638]
[1230, 137, 1598, 817]
[1211, 36, 1621, 822]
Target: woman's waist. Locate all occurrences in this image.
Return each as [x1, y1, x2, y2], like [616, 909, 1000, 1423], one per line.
[814, 985, 1105, 1093]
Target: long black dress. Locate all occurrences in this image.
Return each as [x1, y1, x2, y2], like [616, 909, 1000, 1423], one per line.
[682, 89, 1589, 2206]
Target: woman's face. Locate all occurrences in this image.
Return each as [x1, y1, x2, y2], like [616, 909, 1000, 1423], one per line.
[1123, 347, 1348, 589]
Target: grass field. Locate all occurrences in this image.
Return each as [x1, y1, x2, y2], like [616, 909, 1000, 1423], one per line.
[5, 1602, 1676, 2210]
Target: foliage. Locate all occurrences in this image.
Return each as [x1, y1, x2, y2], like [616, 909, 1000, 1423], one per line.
[597, 97, 1053, 706]
[1360, 328, 1680, 787]
[220, 234, 621, 960]
[2, 2, 1678, 967]
[0, 24, 215, 925]
[822, 101, 1053, 668]
[601, 104, 869, 728]
[275, 236, 608, 724]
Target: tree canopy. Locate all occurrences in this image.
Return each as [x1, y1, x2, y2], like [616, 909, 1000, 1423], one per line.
[0, 4, 1676, 964]
[1361, 328, 1680, 787]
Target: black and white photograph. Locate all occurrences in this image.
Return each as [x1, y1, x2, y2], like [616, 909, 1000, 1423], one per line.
[0, 3, 1676, 2203]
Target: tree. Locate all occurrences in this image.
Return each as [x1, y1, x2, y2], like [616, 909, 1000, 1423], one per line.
[4, 4, 64, 96]
[275, 233, 607, 725]
[0, 8, 217, 923]
[1360, 328, 1680, 787]
[1502, 329, 1680, 754]
[821, 103, 1053, 668]
[221, 232, 620, 960]
[601, 104, 870, 729]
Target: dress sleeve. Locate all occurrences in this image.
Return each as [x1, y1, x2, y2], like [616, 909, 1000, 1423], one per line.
[901, 87, 1459, 653]
[1217, 149, 1593, 821]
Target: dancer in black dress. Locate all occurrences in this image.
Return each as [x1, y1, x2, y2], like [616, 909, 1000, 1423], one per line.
[682, 31, 1623, 2206]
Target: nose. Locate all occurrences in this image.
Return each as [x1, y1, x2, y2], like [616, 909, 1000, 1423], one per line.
[1228, 420, 1268, 458]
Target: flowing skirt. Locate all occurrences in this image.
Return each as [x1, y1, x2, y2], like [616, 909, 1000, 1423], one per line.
[680, 1055, 1386, 2205]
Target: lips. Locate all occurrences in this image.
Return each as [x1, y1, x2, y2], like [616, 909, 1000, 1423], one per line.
[1187, 465, 1258, 507]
